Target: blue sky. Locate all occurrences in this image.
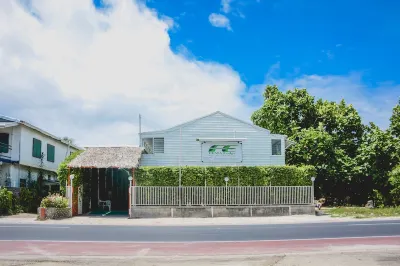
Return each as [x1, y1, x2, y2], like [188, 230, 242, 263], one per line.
[142, 0, 400, 87]
[1, 0, 399, 145]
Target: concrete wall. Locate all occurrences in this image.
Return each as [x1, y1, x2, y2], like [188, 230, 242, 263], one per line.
[140, 112, 286, 167]
[131, 205, 315, 219]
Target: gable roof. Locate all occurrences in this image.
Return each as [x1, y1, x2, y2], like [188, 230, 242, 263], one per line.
[68, 147, 144, 168]
[141, 111, 271, 135]
[0, 115, 82, 150]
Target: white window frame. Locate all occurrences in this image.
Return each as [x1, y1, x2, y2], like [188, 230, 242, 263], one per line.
[271, 139, 283, 156]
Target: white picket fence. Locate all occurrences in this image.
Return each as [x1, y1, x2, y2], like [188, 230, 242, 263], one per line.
[131, 186, 313, 206]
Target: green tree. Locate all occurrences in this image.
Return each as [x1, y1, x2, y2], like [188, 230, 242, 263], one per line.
[389, 166, 400, 206]
[252, 85, 364, 204]
[355, 123, 400, 204]
[251, 85, 318, 136]
[390, 99, 400, 138]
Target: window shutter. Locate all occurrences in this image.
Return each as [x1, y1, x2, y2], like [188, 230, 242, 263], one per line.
[32, 138, 42, 158]
[47, 144, 55, 162]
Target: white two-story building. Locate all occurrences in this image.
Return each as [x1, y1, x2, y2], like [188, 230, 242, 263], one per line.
[0, 115, 81, 189]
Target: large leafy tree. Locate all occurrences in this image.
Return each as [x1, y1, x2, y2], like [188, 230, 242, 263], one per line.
[390, 99, 400, 138]
[252, 85, 364, 204]
[355, 123, 400, 204]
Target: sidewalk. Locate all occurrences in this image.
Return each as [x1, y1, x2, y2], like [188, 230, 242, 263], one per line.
[1, 213, 400, 226]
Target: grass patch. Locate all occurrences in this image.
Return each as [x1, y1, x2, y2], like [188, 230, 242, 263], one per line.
[324, 207, 400, 218]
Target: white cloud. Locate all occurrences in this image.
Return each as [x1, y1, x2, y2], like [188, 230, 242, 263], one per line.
[336, 43, 342, 47]
[249, 68, 399, 129]
[0, 0, 249, 146]
[208, 13, 232, 31]
[221, 0, 232, 13]
[321, 49, 334, 60]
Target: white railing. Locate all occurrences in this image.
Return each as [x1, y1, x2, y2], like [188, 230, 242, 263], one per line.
[131, 186, 313, 206]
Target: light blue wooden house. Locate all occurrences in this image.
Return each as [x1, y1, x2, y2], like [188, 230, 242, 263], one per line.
[139, 111, 292, 167]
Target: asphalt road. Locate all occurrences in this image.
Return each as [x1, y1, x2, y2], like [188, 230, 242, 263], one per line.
[1, 219, 400, 242]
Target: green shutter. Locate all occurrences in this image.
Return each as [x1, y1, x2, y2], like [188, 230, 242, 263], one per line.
[32, 138, 42, 158]
[0, 133, 9, 153]
[47, 144, 55, 162]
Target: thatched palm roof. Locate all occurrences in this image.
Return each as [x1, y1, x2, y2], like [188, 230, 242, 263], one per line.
[68, 147, 144, 169]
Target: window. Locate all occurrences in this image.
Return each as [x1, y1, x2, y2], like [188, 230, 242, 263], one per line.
[20, 179, 26, 188]
[271, 139, 282, 155]
[32, 138, 42, 158]
[0, 133, 9, 153]
[47, 144, 55, 162]
[153, 138, 164, 154]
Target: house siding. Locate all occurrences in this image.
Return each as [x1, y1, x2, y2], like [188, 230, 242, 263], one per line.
[0, 124, 79, 187]
[140, 112, 285, 167]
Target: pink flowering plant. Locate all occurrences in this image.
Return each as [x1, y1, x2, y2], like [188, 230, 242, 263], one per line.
[40, 193, 68, 208]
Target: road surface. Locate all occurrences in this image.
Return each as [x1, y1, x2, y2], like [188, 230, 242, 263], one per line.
[1, 219, 400, 242]
[0, 219, 400, 258]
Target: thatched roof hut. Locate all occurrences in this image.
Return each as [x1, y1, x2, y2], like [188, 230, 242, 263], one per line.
[68, 147, 144, 169]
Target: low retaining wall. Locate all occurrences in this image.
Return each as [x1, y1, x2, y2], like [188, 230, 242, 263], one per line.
[131, 205, 314, 219]
[37, 207, 72, 220]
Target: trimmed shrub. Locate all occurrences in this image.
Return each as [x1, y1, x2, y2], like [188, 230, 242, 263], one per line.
[0, 188, 13, 215]
[135, 165, 316, 186]
[40, 194, 69, 208]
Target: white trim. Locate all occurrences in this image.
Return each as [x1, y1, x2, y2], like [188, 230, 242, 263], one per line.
[18, 162, 57, 174]
[196, 138, 247, 142]
[0, 115, 82, 150]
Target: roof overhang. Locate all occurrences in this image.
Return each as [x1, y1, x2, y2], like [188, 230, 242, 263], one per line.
[0, 122, 19, 128]
[196, 138, 247, 142]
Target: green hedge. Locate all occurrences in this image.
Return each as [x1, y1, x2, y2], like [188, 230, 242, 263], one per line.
[135, 165, 316, 186]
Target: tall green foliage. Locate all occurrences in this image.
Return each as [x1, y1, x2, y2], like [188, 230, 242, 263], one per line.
[136, 166, 316, 187]
[390, 100, 400, 138]
[0, 188, 13, 215]
[57, 150, 84, 195]
[355, 123, 400, 204]
[252, 85, 363, 204]
[389, 166, 400, 206]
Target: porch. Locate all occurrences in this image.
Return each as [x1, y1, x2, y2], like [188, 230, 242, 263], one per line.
[67, 147, 144, 216]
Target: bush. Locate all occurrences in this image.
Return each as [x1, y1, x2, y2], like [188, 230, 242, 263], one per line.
[0, 188, 13, 215]
[40, 193, 69, 208]
[19, 187, 37, 213]
[57, 150, 84, 196]
[135, 165, 316, 186]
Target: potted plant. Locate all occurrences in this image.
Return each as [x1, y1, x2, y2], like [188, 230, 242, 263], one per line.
[39, 193, 71, 219]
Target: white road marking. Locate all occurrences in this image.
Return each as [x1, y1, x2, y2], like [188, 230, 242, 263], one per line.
[0, 235, 399, 244]
[0, 226, 70, 229]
